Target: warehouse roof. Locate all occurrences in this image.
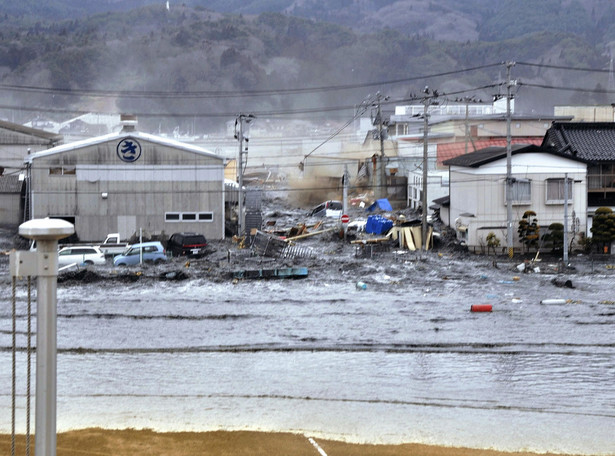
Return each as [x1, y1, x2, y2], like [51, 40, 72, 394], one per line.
[26, 129, 223, 163]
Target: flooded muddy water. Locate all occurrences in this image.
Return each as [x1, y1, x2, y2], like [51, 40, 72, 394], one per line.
[1, 251, 614, 454]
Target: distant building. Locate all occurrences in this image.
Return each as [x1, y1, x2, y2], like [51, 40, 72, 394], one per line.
[554, 106, 615, 122]
[56, 113, 123, 142]
[0, 120, 62, 227]
[0, 174, 24, 228]
[0, 119, 62, 173]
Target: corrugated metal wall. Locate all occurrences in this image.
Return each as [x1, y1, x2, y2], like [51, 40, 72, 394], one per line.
[30, 137, 225, 241]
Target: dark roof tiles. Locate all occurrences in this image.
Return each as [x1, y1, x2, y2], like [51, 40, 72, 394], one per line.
[542, 122, 615, 162]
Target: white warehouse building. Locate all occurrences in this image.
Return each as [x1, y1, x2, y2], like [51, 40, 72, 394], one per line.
[25, 116, 226, 242]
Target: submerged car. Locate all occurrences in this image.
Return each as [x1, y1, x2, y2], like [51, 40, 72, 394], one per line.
[113, 241, 167, 266]
[167, 232, 207, 257]
[309, 200, 343, 218]
[58, 246, 106, 266]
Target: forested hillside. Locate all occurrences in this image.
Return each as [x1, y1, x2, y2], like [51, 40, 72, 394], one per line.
[0, 1, 614, 132]
[4, 0, 615, 44]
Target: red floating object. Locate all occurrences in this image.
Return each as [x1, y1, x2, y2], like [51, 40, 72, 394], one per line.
[471, 304, 492, 312]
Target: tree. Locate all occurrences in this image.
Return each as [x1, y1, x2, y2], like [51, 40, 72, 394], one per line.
[541, 222, 564, 253]
[590, 207, 615, 254]
[518, 210, 540, 252]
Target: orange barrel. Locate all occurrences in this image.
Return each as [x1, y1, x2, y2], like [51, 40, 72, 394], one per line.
[471, 304, 492, 312]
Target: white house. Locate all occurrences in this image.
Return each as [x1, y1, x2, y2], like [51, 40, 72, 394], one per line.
[443, 144, 588, 252]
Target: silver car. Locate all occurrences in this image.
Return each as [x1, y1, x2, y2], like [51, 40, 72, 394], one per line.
[58, 246, 106, 266]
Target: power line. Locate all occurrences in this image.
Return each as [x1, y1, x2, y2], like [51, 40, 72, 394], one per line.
[0, 63, 504, 100]
[516, 61, 611, 73]
[519, 81, 615, 94]
[0, 84, 501, 121]
[0, 103, 359, 118]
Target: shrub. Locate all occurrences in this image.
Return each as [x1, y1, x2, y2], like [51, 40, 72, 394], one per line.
[542, 222, 564, 252]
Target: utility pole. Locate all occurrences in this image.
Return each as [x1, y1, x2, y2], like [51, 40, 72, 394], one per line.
[377, 95, 385, 200]
[343, 164, 349, 216]
[343, 164, 349, 240]
[372, 92, 389, 200]
[563, 173, 569, 264]
[464, 100, 470, 155]
[235, 113, 255, 237]
[421, 87, 438, 251]
[505, 61, 516, 259]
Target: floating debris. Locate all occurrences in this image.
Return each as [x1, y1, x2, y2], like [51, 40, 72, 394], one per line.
[232, 267, 309, 280]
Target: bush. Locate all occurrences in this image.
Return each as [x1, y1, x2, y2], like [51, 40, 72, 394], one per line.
[590, 207, 615, 252]
[542, 222, 564, 252]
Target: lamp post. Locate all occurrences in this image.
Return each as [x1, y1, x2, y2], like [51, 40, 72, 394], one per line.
[18, 218, 74, 456]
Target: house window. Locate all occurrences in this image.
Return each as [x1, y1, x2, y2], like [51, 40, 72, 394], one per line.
[165, 212, 214, 222]
[49, 166, 75, 175]
[546, 178, 573, 204]
[509, 179, 531, 204]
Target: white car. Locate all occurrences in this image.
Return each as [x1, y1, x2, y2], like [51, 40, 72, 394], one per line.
[58, 246, 106, 266]
[309, 200, 343, 218]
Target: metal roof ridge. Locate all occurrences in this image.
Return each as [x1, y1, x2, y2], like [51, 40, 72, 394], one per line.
[26, 130, 222, 163]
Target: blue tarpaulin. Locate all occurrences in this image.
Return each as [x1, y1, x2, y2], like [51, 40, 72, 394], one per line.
[365, 215, 393, 235]
[366, 198, 393, 212]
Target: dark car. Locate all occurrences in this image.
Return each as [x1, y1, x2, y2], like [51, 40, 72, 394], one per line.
[167, 232, 208, 257]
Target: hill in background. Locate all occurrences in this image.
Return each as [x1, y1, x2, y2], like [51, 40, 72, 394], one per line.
[1, 0, 614, 132]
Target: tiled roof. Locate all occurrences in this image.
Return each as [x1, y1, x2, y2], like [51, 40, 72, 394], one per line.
[437, 137, 543, 166]
[542, 122, 615, 162]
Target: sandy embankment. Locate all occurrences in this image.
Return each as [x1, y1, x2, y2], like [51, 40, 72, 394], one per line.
[0, 428, 591, 456]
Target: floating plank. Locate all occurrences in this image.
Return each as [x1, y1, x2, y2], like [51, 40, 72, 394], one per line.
[233, 267, 309, 280]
